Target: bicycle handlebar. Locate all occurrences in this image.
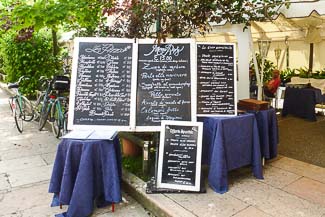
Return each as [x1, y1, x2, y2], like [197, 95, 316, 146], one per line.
[17, 76, 30, 84]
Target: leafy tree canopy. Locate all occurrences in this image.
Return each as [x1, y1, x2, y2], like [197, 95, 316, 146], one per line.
[101, 0, 289, 40]
[1, 0, 289, 40]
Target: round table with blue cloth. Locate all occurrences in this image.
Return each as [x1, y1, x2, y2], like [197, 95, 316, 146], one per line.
[49, 137, 122, 217]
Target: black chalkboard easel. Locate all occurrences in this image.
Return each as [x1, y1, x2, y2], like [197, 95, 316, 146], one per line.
[136, 39, 196, 131]
[153, 121, 203, 192]
[68, 37, 137, 131]
[196, 43, 237, 116]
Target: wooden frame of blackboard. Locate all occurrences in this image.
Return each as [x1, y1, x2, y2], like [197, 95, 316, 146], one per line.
[135, 39, 197, 132]
[68, 37, 138, 131]
[196, 42, 237, 117]
[156, 120, 203, 192]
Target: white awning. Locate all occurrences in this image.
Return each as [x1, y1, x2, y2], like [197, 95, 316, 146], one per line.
[208, 0, 325, 42]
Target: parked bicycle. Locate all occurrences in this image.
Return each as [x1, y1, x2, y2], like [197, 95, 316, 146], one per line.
[34, 76, 56, 131]
[8, 76, 34, 133]
[51, 95, 69, 138]
[50, 75, 70, 138]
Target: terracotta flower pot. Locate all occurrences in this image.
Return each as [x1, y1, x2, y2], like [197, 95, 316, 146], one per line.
[122, 138, 141, 157]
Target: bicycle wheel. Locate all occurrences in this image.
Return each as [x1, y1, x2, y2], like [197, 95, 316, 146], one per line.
[8, 97, 14, 115]
[51, 100, 63, 138]
[34, 92, 45, 121]
[62, 111, 69, 136]
[20, 96, 34, 122]
[14, 98, 23, 133]
[38, 100, 50, 131]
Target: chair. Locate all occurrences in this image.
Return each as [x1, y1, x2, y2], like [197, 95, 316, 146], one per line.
[315, 94, 325, 115]
[264, 86, 285, 110]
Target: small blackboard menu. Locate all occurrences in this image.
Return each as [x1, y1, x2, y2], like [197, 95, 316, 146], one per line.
[68, 37, 137, 130]
[157, 121, 203, 191]
[136, 39, 196, 131]
[196, 43, 237, 116]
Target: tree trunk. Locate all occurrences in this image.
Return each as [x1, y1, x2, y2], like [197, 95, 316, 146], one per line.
[52, 28, 59, 57]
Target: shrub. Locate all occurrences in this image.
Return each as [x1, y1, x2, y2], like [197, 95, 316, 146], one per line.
[0, 29, 59, 97]
[250, 53, 276, 83]
[280, 68, 295, 83]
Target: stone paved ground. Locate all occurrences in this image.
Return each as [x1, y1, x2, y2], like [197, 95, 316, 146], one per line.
[123, 156, 325, 217]
[0, 87, 152, 217]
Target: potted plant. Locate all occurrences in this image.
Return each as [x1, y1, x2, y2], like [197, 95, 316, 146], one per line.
[280, 68, 295, 85]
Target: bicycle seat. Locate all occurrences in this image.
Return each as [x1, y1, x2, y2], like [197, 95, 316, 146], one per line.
[8, 82, 19, 89]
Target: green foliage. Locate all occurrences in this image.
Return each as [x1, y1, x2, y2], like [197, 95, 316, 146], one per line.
[280, 68, 295, 82]
[311, 68, 325, 79]
[0, 30, 58, 96]
[296, 66, 310, 78]
[122, 155, 149, 181]
[99, 0, 288, 40]
[250, 53, 276, 83]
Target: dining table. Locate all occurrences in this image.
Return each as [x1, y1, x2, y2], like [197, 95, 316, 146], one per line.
[199, 113, 263, 194]
[249, 108, 279, 160]
[49, 136, 122, 217]
[282, 87, 323, 121]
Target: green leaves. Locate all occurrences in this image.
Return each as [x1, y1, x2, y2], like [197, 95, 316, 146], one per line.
[0, 31, 58, 96]
[100, 0, 288, 40]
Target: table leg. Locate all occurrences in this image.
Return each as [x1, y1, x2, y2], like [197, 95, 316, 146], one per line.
[262, 157, 265, 166]
[112, 203, 115, 212]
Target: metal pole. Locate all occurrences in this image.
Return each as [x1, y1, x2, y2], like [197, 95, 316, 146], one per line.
[143, 140, 150, 175]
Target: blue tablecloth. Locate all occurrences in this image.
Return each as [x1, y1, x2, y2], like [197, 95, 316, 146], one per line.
[250, 108, 279, 160]
[200, 114, 263, 194]
[49, 137, 122, 217]
[282, 87, 322, 121]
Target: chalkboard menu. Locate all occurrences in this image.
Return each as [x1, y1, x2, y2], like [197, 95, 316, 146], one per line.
[196, 43, 237, 116]
[157, 121, 203, 191]
[136, 39, 196, 131]
[68, 37, 137, 130]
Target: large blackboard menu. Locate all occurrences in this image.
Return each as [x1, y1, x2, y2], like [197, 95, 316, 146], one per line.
[136, 39, 195, 131]
[157, 121, 202, 192]
[68, 38, 137, 130]
[197, 43, 237, 116]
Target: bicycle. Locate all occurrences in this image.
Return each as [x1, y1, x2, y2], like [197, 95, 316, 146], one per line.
[50, 75, 70, 138]
[35, 76, 56, 131]
[8, 76, 34, 133]
[51, 95, 69, 138]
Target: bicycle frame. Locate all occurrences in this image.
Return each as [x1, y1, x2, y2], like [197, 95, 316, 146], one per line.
[8, 76, 34, 132]
[9, 89, 23, 115]
[51, 95, 68, 137]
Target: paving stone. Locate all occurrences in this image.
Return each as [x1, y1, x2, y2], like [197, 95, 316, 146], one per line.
[0, 139, 33, 152]
[28, 132, 60, 147]
[0, 173, 11, 191]
[0, 212, 23, 217]
[94, 194, 152, 217]
[1, 130, 38, 143]
[166, 187, 248, 217]
[0, 183, 52, 216]
[40, 152, 56, 165]
[233, 206, 272, 217]
[228, 179, 325, 217]
[0, 144, 43, 161]
[18, 204, 68, 217]
[284, 177, 325, 207]
[258, 165, 301, 189]
[0, 156, 46, 173]
[122, 170, 196, 217]
[270, 157, 325, 184]
[7, 165, 52, 187]
[0, 142, 58, 161]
